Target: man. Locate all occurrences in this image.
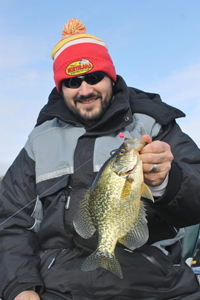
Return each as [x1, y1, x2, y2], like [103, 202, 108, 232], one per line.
[0, 18, 200, 300]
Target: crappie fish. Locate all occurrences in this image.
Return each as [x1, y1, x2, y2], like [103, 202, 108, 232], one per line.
[73, 138, 154, 279]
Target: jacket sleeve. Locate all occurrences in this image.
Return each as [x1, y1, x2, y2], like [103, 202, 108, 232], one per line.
[0, 148, 44, 300]
[153, 120, 200, 228]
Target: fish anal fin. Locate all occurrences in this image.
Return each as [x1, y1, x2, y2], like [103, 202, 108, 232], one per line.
[73, 189, 96, 239]
[118, 202, 149, 250]
[81, 249, 123, 279]
[141, 183, 154, 202]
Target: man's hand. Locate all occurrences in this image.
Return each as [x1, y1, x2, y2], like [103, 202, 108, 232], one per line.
[14, 290, 40, 300]
[139, 135, 174, 187]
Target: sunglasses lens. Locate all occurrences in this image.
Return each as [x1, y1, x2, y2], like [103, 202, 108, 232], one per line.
[62, 77, 82, 88]
[62, 71, 106, 89]
[85, 72, 105, 85]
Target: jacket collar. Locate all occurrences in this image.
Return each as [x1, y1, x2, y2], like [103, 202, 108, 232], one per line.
[36, 75, 185, 134]
[36, 76, 133, 135]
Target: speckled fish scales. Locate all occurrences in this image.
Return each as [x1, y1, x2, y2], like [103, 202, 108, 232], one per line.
[73, 138, 154, 279]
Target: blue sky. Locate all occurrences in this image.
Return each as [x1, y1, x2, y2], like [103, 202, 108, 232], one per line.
[0, 0, 200, 176]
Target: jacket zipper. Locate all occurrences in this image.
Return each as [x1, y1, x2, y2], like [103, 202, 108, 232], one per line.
[136, 250, 168, 275]
[60, 185, 72, 210]
[40, 250, 61, 270]
[48, 249, 67, 269]
[65, 185, 72, 209]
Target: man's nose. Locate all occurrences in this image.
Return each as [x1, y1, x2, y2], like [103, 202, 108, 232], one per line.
[78, 80, 93, 96]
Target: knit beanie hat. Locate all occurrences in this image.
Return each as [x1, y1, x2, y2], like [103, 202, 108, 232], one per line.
[51, 18, 117, 92]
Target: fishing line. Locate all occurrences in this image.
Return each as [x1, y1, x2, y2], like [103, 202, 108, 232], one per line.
[0, 156, 93, 227]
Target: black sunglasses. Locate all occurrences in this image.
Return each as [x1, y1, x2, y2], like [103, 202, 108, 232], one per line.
[62, 71, 106, 89]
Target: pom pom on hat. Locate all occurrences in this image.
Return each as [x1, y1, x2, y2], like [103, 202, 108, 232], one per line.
[62, 18, 86, 38]
[52, 18, 116, 92]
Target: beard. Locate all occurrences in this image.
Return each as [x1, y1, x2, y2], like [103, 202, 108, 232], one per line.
[63, 81, 113, 126]
[74, 93, 112, 126]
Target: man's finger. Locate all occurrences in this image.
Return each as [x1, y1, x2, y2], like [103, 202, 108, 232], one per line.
[140, 134, 152, 145]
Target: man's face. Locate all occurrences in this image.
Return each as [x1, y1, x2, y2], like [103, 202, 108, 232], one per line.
[61, 75, 113, 126]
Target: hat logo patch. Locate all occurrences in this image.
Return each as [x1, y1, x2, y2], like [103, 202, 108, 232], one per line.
[66, 59, 93, 76]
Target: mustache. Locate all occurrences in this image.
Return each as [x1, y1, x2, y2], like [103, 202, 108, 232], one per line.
[74, 93, 102, 103]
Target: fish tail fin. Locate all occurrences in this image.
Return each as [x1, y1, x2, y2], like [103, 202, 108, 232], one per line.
[81, 249, 123, 279]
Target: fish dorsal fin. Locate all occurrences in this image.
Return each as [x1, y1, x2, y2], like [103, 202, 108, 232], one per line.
[141, 183, 154, 202]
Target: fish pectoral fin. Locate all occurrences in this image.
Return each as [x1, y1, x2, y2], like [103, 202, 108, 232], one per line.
[141, 183, 154, 202]
[73, 190, 96, 239]
[120, 180, 132, 200]
[118, 202, 149, 250]
[81, 249, 123, 279]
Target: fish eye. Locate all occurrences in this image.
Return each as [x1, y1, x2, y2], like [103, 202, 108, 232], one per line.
[119, 148, 126, 155]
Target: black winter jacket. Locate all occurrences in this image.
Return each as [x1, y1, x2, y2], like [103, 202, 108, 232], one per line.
[1, 76, 200, 300]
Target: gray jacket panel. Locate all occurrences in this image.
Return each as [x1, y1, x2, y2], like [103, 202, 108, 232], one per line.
[25, 119, 86, 183]
[25, 114, 161, 180]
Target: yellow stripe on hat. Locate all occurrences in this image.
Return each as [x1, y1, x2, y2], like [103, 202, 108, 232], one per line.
[51, 34, 105, 60]
[54, 37, 108, 61]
